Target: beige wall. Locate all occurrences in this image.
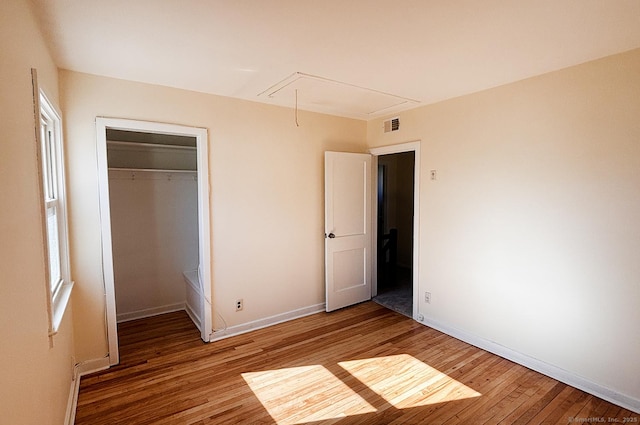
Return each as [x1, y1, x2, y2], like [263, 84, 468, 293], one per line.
[0, 0, 76, 424]
[368, 48, 640, 406]
[60, 70, 367, 361]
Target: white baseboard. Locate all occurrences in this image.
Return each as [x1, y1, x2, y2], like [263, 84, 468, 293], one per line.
[211, 303, 326, 341]
[117, 303, 185, 323]
[420, 316, 640, 414]
[65, 356, 111, 425]
[76, 356, 111, 376]
[64, 369, 80, 425]
[185, 301, 202, 332]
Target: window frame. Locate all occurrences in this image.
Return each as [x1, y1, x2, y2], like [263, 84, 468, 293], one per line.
[33, 69, 73, 336]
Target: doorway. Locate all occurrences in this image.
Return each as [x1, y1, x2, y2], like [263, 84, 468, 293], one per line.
[370, 142, 420, 319]
[374, 151, 415, 317]
[96, 118, 212, 366]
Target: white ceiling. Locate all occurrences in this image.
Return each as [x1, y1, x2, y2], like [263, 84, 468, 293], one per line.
[32, 0, 640, 120]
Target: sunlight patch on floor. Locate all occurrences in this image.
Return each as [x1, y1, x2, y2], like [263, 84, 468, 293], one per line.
[242, 354, 481, 424]
[242, 365, 377, 424]
[338, 354, 481, 408]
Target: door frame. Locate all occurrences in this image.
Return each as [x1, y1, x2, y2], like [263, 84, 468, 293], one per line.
[95, 117, 212, 366]
[370, 141, 420, 320]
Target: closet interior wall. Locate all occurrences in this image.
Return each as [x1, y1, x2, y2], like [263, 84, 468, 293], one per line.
[106, 130, 199, 324]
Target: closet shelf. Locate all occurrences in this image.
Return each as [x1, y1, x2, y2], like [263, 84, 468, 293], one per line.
[108, 167, 197, 173]
[107, 140, 196, 151]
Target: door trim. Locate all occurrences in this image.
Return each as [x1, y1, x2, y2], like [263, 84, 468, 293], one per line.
[96, 118, 212, 366]
[370, 141, 421, 320]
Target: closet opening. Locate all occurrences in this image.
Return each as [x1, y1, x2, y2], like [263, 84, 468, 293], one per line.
[96, 118, 212, 366]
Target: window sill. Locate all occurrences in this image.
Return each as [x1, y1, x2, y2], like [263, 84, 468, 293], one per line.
[50, 281, 74, 336]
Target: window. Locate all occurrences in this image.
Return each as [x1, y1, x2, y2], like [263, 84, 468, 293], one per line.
[35, 80, 73, 336]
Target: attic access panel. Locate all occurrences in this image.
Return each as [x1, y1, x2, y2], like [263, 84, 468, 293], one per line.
[259, 73, 419, 120]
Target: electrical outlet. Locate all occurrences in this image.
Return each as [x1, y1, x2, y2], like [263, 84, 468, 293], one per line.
[425, 292, 431, 304]
[430, 170, 437, 180]
[235, 299, 243, 311]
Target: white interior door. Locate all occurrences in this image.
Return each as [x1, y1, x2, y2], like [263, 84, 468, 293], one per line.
[324, 151, 372, 312]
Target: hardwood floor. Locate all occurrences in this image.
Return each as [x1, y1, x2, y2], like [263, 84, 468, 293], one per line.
[75, 302, 636, 424]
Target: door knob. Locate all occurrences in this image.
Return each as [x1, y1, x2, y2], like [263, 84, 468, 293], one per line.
[328, 233, 336, 239]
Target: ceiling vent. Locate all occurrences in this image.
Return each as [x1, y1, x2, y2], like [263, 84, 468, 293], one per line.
[384, 117, 400, 133]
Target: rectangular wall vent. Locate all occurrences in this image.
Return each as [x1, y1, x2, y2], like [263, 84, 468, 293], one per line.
[384, 117, 400, 133]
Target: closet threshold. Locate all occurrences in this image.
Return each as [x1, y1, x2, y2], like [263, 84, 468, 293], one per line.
[108, 167, 197, 173]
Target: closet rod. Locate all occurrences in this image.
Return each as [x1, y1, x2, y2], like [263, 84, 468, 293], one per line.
[108, 167, 197, 173]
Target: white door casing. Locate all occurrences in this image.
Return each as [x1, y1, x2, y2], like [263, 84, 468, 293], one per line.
[96, 118, 212, 366]
[370, 141, 421, 320]
[324, 152, 372, 312]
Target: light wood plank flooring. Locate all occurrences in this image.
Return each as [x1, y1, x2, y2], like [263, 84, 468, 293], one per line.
[75, 302, 636, 424]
